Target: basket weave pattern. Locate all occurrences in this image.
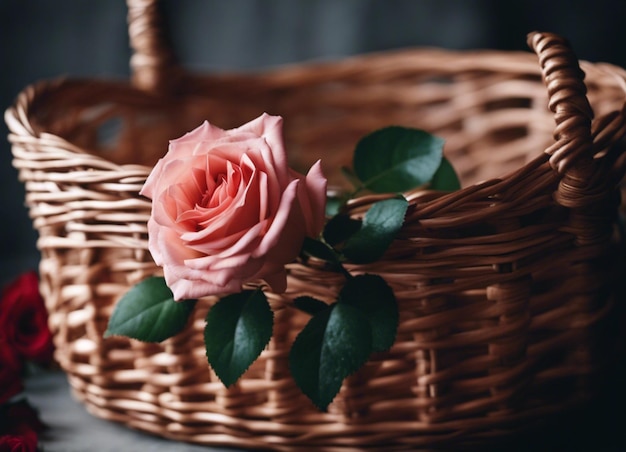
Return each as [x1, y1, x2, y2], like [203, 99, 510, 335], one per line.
[6, 1, 626, 450]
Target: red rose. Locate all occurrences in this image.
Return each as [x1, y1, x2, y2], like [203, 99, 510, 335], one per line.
[0, 400, 46, 452]
[0, 272, 53, 364]
[3, 400, 47, 435]
[0, 336, 22, 406]
[0, 431, 38, 452]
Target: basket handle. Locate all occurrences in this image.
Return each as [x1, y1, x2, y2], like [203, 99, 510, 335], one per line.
[527, 32, 596, 177]
[126, 0, 180, 93]
[122, 8, 607, 180]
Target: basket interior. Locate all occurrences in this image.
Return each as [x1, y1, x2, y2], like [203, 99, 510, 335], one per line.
[29, 50, 588, 189]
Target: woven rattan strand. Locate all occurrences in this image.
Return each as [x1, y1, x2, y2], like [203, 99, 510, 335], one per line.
[5, 0, 626, 450]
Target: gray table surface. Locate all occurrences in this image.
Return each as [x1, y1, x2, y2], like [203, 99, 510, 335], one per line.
[24, 370, 236, 452]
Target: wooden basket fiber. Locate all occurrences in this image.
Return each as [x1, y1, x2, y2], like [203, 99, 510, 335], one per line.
[6, 0, 626, 450]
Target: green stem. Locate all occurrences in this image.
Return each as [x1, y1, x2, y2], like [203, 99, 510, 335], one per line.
[335, 262, 353, 280]
[340, 166, 366, 194]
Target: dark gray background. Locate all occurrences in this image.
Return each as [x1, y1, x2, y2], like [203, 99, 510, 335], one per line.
[2, 0, 626, 284]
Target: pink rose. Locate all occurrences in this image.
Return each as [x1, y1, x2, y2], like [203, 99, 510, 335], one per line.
[141, 113, 327, 300]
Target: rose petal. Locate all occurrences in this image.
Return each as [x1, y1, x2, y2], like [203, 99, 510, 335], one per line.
[184, 228, 248, 256]
[176, 120, 228, 148]
[236, 114, 289, 185]
[146, 218, 164, 266]
[180, 173, 264, 247]
[184, 221, 266, 262]
[302, 160, 327, 237]
[154, 228, 199, 268]
[169, 276, 241, 301]
[207, 258, 264, 287]
[142, 157, 190, 201]
[253, 178, 299, 258]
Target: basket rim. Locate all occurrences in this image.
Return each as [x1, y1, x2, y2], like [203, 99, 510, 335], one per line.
[5, 38, 626, 219]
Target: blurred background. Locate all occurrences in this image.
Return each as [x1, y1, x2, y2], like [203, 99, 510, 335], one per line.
[2, 0, 626, 285]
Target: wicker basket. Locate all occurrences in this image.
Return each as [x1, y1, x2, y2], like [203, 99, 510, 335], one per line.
[6, 0, 626, 450]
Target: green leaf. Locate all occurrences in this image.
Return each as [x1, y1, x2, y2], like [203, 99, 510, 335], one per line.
[430, 157, 461, 191]
[204, 290, 273, 387]
[289, 303, 372, 410]
[343, 196, 409, 264]
[353, 126, 445, 193]
[294, 296, 329, 315]
[323, 214, 362, 247]
[301, 237, 340, 263]
[338, 274, 398, 352]
[104, 276, 196, 342]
